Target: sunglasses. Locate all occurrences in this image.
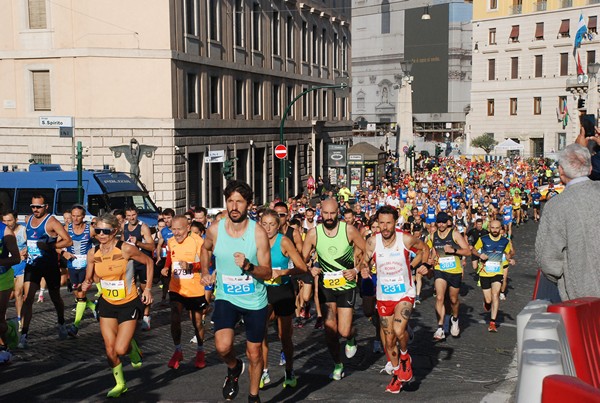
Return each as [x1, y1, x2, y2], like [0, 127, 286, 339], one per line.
[30, 204, 46, 209]
[94, 227, 115, 235]
[278, 213, 287, 217]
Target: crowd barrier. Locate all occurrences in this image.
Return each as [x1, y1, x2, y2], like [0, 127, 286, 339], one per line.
[542, 375, 600, 403]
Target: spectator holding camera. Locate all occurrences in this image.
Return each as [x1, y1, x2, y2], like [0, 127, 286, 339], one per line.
[535, 143, 600, 300]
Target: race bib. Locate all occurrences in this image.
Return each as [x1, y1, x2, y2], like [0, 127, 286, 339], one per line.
[101, 279, 126, 301]
[172, 261, 194, 279]
[323, 271, 347, 289]
[439, 256, 457, 271]
[379, 276, 406, 295]
[27, 240, 41, 260]
[222, 275, 255, 295]
[72, 254, 87, 269]
[485, 261, 501, 273]
[265, 267, 283, 286]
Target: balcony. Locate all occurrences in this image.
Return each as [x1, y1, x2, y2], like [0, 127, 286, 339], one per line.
[534, 1, 547, 11]
[589, 0, 600, 4]
[510, 4, 522, 14]
[560, 0, 572, 7]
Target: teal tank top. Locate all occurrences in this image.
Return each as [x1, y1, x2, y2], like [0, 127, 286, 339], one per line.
[315, 221, 356, 291]
[214, 218, 267, 309]
[265, 233, 290, 287]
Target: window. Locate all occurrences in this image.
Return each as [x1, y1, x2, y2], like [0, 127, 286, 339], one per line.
[302, 22, 308, 62]
[312, 90, 318, 117]
[286, 16, 294, 59]
[332, 91, 338, 118]
[208, 0, 220, 41]
[252, 2, 261, 51]
[272, 11, 280, 56]
[186, 73, 197, 114]
[234, 0, 244, 46]
[322, 28, 328, 65]
[535, 22, 544, 40]
[235, 79, 245, 116]
[559, 19, 570, 38]
[287, 85, 294, 117]
[272, 84, 280, 117]
[509, 25, 519, 42]
[302, 86, 308, 117]
[28, 0, 47, 29]
[560, 53, 568, 76]
[312, 25, 318, 64]
[30, 154, 51, 165]
[357, 92, 365, 110]
[341, 97, 347, 118]
[489, 0, 498, 9]
[381, 0, 390, 34]
[535, 55, 543, 77]
[185, 0, 197, 35]
[510, 98, 518, 115]
[322, 90, 328, 117]
[487, 99, 495, 116]
[342, 36, 348, 71]
[511, 57, 519, 79]
[534, 97, 542, 115]
[589, 16, 597, 34]
[209, 76, 220, 115]
[588, 50, 596, 67]
[253, 81, 262, 116]
[558, 96, 567, 114]
[32, 70, 51, 111]
[558, 132, 567, 150]
[489, 28, 496, 45]
[333, 32, 339, 69]
[488, 59, 496, 80]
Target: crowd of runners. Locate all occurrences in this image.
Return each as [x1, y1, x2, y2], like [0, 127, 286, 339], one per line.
[0, 155, 552, 401]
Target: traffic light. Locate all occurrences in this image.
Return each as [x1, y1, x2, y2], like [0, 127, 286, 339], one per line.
[578, 97, 586, 110]
[407, 145, 416, 158]
[287, 160, 294, 178]
[223, 160, 235, 180]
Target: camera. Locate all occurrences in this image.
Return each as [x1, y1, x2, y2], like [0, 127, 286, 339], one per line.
[580, 114, 597, 137]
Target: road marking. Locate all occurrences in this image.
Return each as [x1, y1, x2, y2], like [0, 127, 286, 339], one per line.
[480, 346, 519, 403]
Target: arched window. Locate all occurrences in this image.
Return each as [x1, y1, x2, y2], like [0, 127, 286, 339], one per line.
[381, 0, 390, 34]
[357, 91, 365, 110]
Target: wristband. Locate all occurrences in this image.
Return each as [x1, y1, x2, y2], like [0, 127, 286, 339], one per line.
[246, 263, 255, 273]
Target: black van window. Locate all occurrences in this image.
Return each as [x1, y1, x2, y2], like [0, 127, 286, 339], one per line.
[16, 189, 55, 215]
[0, 189, 14, 212]
[56, 189, 79, 214]
[88, 195, 109, 217]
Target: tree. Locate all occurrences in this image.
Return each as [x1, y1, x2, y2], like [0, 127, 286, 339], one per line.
[471, 134, 498, 154]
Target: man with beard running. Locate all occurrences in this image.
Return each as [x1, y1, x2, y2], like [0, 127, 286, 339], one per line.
[200, 180, 272, 403]
[302, 198, 366, 380]
[360, 205, 431, 393]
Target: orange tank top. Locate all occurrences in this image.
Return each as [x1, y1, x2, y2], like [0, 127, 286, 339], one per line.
[167, 234, 204, 297]
[93, 241, 138, 305]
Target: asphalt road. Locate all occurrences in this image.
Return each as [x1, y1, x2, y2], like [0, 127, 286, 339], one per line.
[0, 220, 540, 402]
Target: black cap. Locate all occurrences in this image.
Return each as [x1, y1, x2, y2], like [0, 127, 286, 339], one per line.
[436, 212, 451, 223]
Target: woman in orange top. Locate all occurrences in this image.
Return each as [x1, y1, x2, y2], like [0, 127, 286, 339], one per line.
[82, 213, 153, 398]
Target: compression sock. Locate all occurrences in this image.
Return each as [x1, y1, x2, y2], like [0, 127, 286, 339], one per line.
[107, 363, 128, 398]
[86, 299, 96, 311]
[74, 301, 86, 328]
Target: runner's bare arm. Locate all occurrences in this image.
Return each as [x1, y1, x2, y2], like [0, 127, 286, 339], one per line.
[301, 227, 317, 263]
[200, 224, 217, 285]
[123, 242, 154, 291]
[280, 236, 308, 277]
[242, 223, 272, 280]
[359, 236, 376, 279]
[451, 230, 472, 256]
[50, 216, 73, 249]
[0, 227, 20, 268]
[138, 223, 155, 253]
[82, 248, 96, 292]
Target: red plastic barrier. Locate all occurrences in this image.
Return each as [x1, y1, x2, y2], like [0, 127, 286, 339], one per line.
[548, 298, 600, 388]
[542, 375, 600, 403]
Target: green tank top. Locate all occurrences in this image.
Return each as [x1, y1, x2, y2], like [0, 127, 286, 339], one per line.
[315, 221, 356, 291]
[214, 218, 267, 310]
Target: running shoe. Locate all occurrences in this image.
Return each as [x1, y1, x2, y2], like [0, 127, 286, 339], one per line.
[283, 370, 297, 388]
[106, 384, 128, 398]
[382, 361, 394, 375]
[168, 350, 183, 369]
[329, 364, 344, 381]
[67, 324, 79, 338]
[92, 301, 99, 320]
[395, 354, 413, 382]
[129, 339, 143, 369]
[222, 359, 245, 400]
[314, 316, 324, 330]
[385, 375, 402, 394]
[0, 349, 12, 364]
[414, 296, 421, 305]
[433, 327, 445, 341]
[37, 292, 44, 303]
[17, 334, 28, 349]
[450, 317, 460, 337]
[488, 321, 498, 333]
[190, 335, 198, 344]
[279, 351, 286, 366]
[500, 292, 506, 301]
[373, 340, 384, 353]
[58, 324, 68, 340]
[195, 350, 206, 369]
[259, 369, 270, 389]
[6, 320, 19, 350]
[141, 316, 151, 331]
[345, 338, 357, 359]
[483, 300, 491, 312]
[293, 317, 304, 328]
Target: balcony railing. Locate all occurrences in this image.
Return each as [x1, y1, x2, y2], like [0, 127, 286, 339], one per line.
[510, 4, 522, 14]
[534, 1, 547, 11]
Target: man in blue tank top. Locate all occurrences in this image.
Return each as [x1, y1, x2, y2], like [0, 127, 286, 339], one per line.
[20, 194, 73, 349]
[201, 180, 272, 403]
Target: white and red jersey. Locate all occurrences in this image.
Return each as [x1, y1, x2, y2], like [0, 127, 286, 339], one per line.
[373, 230, 415, 301]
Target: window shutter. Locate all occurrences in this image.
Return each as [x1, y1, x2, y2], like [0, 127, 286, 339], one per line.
[32, 71, 51, 111]
[28, 0, 47, 29]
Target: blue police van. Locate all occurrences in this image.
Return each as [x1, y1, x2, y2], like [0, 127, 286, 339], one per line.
[0, 164, 159, 226]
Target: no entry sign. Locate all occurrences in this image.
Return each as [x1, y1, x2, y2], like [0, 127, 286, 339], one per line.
[275, 144, 288, 159]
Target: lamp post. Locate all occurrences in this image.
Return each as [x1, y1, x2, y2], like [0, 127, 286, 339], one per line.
[395, 60, 414, 171]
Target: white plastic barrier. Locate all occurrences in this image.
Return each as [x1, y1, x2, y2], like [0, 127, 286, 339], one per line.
[517, 339, 565, 403]
[517, 299, 551, 360]
[523, 313, 576, 377]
